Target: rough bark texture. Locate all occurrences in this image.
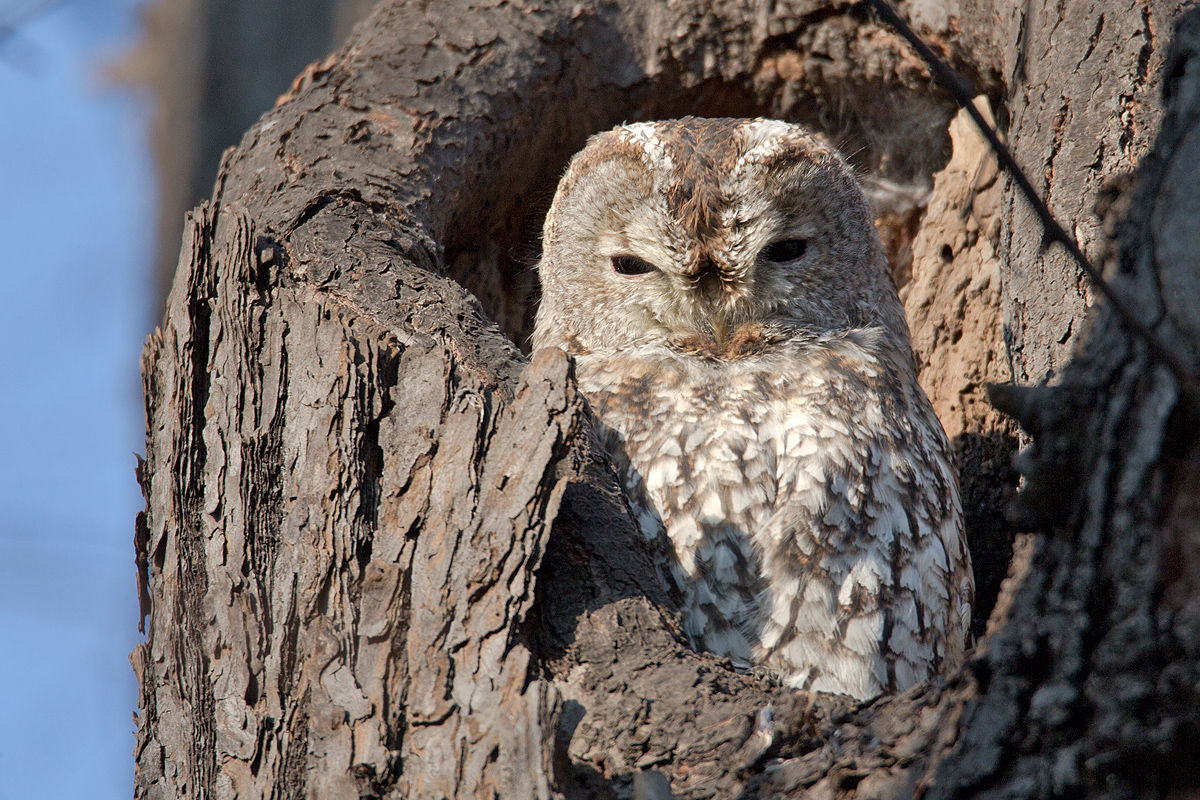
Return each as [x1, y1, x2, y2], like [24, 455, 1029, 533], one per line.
[134, 1, 1200, 798]
[989, 0, 1190, 385]
[936, 15, 1200, 793]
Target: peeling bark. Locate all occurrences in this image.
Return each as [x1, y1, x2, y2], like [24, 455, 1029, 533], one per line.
[135, 1, 1200, 798]
[902, 98, 1019, 636]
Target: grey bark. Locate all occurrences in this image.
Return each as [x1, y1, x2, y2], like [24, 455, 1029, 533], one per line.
[134, 1, 1200, 798]
[943, 15, 1200, 793]
[990, 0, 1190, 386]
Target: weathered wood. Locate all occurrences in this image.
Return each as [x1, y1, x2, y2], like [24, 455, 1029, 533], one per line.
[135, 1, 1200, 798]
[932, 13, 1200, 796]
[136, 200, 586, 798]
[984, 0, 1192, 385]
[901, 98, 1019, 636]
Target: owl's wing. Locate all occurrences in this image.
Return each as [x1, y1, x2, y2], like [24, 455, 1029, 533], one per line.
[751, 399, 971, 698]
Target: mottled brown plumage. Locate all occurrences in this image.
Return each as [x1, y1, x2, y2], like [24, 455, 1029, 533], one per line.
[534, 117, 972, 699]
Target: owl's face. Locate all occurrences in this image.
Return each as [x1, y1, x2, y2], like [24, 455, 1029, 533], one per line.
[533, 117, 908, 355]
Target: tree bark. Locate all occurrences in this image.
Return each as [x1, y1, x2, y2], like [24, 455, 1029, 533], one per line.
[134, 1, 1200, 798]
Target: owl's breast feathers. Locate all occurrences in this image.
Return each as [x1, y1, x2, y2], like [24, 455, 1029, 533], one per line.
[574, 326, 972, 700]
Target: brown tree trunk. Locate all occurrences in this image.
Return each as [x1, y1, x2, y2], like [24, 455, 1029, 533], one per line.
[133, 1, 1200, 798]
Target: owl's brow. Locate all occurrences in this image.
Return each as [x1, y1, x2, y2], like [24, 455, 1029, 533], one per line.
[556, 134, 650, 201]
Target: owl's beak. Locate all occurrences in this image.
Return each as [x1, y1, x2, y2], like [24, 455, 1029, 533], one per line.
[688, 252, 747, 346]
[711, 316, 730, 347]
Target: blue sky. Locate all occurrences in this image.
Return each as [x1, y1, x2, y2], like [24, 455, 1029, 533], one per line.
[0, 1, 153, 797]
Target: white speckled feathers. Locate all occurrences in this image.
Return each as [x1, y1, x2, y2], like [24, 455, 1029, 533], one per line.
[534, 118, 971, 699]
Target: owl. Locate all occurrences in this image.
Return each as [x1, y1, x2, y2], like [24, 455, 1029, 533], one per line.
[532, 117, 972, 700]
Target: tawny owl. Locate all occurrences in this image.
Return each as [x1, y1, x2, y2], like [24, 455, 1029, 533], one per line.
[532, 117, 972, 700]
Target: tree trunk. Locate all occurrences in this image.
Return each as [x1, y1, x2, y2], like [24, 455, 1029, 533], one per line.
[133, 1, 1200, 798]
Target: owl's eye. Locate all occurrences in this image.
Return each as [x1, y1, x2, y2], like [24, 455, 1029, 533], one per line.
[611, 254, 657, 276]
[760, 239, 808, 264]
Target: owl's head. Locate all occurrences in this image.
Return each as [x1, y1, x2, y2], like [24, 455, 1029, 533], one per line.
[532, 117, 909, 356]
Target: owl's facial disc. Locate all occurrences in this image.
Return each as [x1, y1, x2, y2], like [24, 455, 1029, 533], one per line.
[533, 117, 908, 356]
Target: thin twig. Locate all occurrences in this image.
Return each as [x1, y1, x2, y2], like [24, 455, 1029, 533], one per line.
[0, 0, 72, 72]
[863, 0, 1197, 403]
